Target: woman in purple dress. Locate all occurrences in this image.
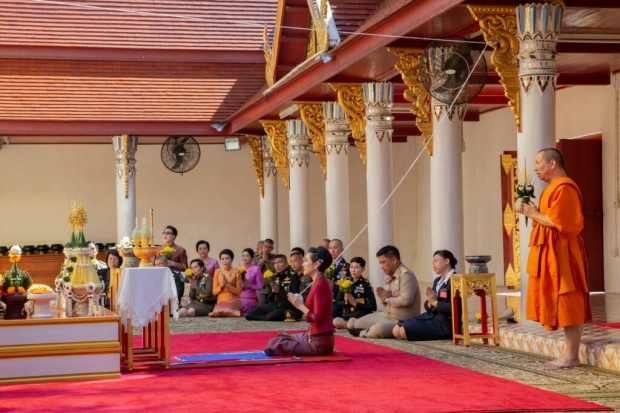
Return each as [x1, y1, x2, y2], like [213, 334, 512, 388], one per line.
[196, 240, 219, 277]
[239, 248, 263, 314]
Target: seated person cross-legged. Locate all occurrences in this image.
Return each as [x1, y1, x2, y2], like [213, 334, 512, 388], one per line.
[178, 259, 217, 317]
[209, 249, 243, 318]
[393, 250, 462, 341]
[264, 247, 334, 356]
[239, 248, 264, 314]
[244, 254, 302, 321]
[333, 257, 377, 330]
[348, 245, 420, 339]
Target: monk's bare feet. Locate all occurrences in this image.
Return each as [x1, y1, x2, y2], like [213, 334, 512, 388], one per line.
[545, 355, 581, 368]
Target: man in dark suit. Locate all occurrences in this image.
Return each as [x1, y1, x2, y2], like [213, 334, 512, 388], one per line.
[329, 239, 351, 318]
[244, 255, 301, 321]
[392, 250, 462, 341]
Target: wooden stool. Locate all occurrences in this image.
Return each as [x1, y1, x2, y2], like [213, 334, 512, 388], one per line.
[451, 273, 499, 347]
[120, 303, 171, 370]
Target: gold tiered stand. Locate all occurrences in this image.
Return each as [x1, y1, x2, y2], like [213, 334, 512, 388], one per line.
[132, 237, 159, 268]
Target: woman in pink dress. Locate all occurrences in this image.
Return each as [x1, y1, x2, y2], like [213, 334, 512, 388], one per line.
[196, 240, 220, 277]
[239, 248, 263, 314]
[209, 249, 243, 317]
[264, 246, 334, 356]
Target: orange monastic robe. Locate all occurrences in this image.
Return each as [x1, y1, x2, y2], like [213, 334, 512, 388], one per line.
[526, 176, 592, 331]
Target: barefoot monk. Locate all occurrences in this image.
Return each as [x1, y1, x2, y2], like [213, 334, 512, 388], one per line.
[519, 148, 592, 368]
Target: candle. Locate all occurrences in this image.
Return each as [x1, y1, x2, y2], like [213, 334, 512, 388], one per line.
[150, 208, 154, 247]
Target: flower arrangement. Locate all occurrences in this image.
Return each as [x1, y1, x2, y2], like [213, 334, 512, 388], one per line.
[118, 236, 134, 248]
[263, 269, 274, 281]
[324, 264, 336, 280]
[238, 267, 247, 280]
[9, 245, 21, 263]
[28, 284, 55, 294]
[160, 246, 174, 259]
[475, 312, 482, 324]
[516, 163, 536, 226]
[338, 279, 354, 293]
[2, 245, 33, 295]
[184, 268, 196, 280]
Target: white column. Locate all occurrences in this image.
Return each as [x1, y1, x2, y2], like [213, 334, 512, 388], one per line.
[516, 2, 563, 322]
[323, 101, 351, 246]
[363, 82, 395, 289]
[287, 119, 311, 251]
[430, 100, 466, 273]
[112, 135, 138, 241]
[260, 135, 278, 245]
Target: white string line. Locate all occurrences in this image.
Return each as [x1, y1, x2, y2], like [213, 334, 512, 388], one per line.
[338, 43, 490, 261]
[27, 0, 487, 45]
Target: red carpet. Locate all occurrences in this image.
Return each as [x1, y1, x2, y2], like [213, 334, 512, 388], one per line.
[0, 331, 610, 413]
[595, 322, 620, 329]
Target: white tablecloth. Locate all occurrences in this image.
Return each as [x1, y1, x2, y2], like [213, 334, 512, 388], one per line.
[116, 267, 178, 327]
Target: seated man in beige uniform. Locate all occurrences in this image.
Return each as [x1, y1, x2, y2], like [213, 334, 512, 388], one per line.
[349, 245, 420, 338]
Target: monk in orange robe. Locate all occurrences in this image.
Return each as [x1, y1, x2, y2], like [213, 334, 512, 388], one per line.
[520, 148, 592, 368]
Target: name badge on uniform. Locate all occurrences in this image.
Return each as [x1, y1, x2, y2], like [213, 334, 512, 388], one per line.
[439, 289, 448, 299]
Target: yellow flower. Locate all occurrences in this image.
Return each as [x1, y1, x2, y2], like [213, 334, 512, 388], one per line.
[184, 269, 193, 276]
[338, 279, 353, 289]
[160, 246, 174, 259]
[324, 264, 335, 280]
[475, 312, 482, 320]
[263, 269, 274, 280]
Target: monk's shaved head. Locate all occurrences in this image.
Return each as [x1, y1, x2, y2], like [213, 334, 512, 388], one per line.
[538, 148, 564, 169]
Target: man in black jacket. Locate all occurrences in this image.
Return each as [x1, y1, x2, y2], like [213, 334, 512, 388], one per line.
[244, 255, 301, 321]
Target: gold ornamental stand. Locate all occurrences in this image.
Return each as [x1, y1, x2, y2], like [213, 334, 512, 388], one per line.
[451, 273, 499, 347]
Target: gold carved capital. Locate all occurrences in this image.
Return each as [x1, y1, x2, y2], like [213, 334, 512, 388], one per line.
[296, 102, 327, 178]
[260, 120, 289, 188]
[329, 83, 366, 166]
[468, 6, 521, 131]
[388, 48, 434, 156]
[247, 135, 264, 198]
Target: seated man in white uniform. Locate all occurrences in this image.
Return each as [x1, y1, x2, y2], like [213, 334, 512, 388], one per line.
[348, 245, 420, 338]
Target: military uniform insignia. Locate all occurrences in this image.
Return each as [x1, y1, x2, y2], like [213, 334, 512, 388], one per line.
[400, 266, 407, 274]
[356, 298, 365, 304]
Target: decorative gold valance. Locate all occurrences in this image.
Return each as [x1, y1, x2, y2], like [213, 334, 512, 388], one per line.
[246, 135, 264, 197]
[388, 48, 434, 155]
[296, 102, 327, 178]
[260, 120, 289, 188]
[468, 6, 520, 131]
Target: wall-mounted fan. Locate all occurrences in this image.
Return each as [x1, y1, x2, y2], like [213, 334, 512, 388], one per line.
[161, 136, 200, 175]
[418, 36, 487, 105]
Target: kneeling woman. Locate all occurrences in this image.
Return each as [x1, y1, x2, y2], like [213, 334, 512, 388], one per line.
[178, 259, 216, 317]
[209, 249, 243, 317]
[393, 250, 461, 341]
[264, 246, 334, 356]
[332, 257, 377, 329]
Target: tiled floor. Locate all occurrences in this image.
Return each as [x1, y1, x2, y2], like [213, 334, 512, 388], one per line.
[467, 292, 620, 372]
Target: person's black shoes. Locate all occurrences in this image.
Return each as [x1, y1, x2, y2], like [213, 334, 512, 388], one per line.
[348, 328, 364, 337]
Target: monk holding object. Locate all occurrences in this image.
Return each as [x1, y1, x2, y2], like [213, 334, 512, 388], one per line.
[519, 148, 592, 368]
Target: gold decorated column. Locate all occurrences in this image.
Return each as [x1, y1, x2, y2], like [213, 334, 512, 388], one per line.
[112, 135, 138, 241]
[329, 83, 366, 167]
